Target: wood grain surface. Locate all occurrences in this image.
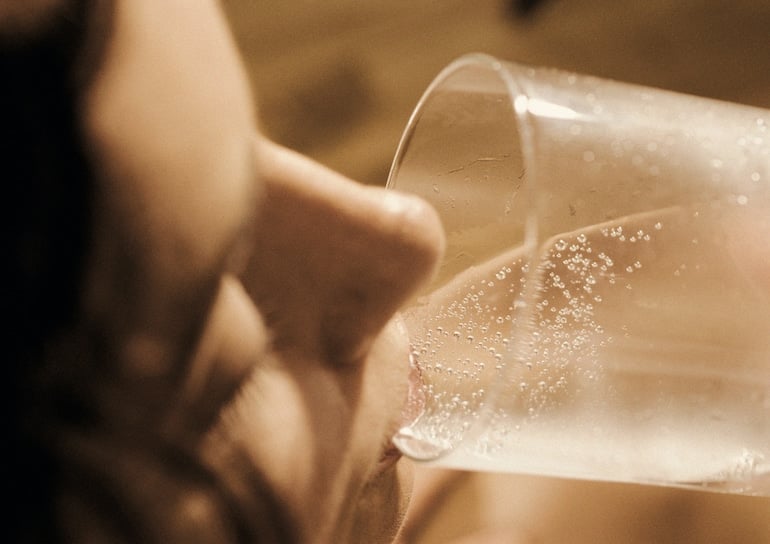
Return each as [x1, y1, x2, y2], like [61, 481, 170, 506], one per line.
[223, 0, 770, 186]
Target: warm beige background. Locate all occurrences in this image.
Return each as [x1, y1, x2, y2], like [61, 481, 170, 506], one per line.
[223, 0, 770, 187]
[221, 1, 770, 542]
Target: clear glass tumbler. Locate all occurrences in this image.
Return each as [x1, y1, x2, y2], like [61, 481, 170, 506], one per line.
[388, 53, 770, 495]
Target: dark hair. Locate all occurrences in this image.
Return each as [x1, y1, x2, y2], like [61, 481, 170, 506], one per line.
[2, 2, 97, 540]
[4, 4, 301, 541]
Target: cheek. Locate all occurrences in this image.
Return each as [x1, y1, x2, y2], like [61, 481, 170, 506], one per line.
[214, 358, 360, 539]
[210, 320, 414, 541]
[222, 363, 319, 504]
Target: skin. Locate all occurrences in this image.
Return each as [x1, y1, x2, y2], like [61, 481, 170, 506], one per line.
[66, 0, 444, 542]
[24, 1, 769, 542]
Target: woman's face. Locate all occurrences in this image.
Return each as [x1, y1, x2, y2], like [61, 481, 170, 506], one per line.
[77, 0, 443, 542]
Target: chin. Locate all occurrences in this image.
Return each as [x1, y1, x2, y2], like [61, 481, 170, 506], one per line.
[347, 459, 414, 544]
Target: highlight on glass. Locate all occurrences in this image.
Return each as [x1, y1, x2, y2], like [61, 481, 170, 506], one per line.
[388, 53, 770, 496]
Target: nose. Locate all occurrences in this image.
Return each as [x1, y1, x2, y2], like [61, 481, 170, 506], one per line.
[240, 140, 445, 364]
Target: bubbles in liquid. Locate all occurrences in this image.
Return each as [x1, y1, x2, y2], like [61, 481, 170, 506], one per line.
[402, 213, 675, 465]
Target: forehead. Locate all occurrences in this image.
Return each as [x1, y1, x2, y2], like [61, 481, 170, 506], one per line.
[77, 0, 261, 367]
[83, 0, 258, 260]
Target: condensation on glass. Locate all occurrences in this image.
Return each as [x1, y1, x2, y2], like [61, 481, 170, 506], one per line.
[388, 54, 770, 496]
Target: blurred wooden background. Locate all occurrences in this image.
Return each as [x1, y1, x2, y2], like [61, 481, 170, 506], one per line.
[222, 0, 770, 186]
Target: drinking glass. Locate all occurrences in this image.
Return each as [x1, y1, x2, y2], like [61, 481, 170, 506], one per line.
[388, 53, 770, 495]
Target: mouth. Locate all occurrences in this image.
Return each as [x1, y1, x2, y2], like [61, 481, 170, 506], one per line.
[400, 352, 426, 429]
[377, 352, 425, 473]
[376, 443, 403, 473]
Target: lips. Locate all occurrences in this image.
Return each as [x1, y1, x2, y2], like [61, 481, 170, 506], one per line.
[400, 352, 426, 428]
[377, 352, 426, 472]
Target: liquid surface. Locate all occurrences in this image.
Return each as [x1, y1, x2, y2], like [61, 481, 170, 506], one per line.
[397, 205, 770, 494]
